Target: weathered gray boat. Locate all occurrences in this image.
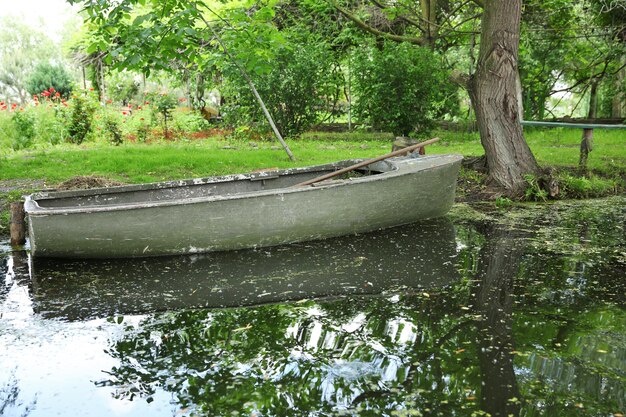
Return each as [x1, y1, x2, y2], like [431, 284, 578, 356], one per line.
[25, 154, 463, 258]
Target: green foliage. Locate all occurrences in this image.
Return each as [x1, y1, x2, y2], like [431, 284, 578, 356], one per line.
[32, 104, 69, 146]
[67, 93, 97, 145]
[523, 174, 549, 201]
[25, 63, 74, 99]
[352, 42, 454, 137]
[172, 110, 210, 133]
[108, 71, 141, 105]
[558, 173, 621, 198]
[0, 16, 57, 104]
[222, 34, 341, 138]
[495, 197, 514, 209]
[10, 111, 36, 150]
[147, 92, 178, 138]
[104, 117, 124, 146]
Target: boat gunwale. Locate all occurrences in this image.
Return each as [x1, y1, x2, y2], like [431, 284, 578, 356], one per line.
[25, 154, 462, 216]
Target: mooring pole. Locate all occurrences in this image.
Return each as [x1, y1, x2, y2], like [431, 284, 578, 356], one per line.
[10, 201, 26, 246]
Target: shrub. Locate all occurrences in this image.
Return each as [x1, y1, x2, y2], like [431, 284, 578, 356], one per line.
[26, 62, 74, 99]
[11, 111, 36, 150]
[147, 92, 177, 138]
[104, 117, 124, 146]
[221, 34, 341, 139]
[352, 42, 454, 137]
[67, 93, 97, 144]
[173, 110, 210, 133]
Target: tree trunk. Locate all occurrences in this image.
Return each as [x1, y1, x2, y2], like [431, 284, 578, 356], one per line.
[469, 0, 541, 196]
[420, 0, 437, 46]
[611, 57, 625, 118]
[579, 80, 598, 170]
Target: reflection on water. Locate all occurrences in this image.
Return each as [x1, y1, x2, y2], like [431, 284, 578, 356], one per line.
[1, 197, 625, 417]
[29, 219, 459, 320]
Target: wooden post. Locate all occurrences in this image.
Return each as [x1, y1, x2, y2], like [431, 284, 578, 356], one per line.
[579, 128, 594, 170]
[10, 202, 26, 246]
[580, 80, 598, 171]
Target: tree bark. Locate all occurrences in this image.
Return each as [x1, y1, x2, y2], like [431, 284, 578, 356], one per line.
[612, 57, 625, 118]
[420, 0, 437, 46]
[579, 80, 598, 170]
[469, 0, 541, 196]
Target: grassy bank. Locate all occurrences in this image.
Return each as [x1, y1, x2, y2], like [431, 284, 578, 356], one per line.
[1, 127, 624, 234]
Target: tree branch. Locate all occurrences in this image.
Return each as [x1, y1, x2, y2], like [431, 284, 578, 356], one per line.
[330, 0, 428, 46]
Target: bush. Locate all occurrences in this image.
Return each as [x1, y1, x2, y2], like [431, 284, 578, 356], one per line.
[221, 34, 341, 139]
[352, 42, 454, 137]
[173, 110, 210, 133]
[147, 92, 177, 138]
[26, 62, 74, 99]
[67, 93, 97, 144]
[33, 104, 68, 146]
[11, 111, 36, 150]
[104, 117, 124, 146]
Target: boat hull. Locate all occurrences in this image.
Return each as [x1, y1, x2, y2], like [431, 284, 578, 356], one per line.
[25, 154, 462, 258]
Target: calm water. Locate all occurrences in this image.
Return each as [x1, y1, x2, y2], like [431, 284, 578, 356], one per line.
[1, 197, 624, 417]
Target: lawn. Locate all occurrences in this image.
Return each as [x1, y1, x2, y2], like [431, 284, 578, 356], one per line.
[1, 127, 624, 186]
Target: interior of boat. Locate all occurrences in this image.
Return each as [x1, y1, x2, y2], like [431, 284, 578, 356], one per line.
[31, 160, 390, 209]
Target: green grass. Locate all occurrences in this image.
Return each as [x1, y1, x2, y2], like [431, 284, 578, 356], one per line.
[433, 127, 626, 176]
[0, 137, 391, 185]
[1, 126, 623, 187]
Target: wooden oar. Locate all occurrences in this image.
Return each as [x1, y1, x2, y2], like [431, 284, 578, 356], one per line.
[294, 137, 440, 187]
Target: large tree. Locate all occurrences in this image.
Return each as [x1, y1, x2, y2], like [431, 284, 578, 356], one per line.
[468, 0, 540, 195]
[70, 0, 543, 195]
[333, 0, 541, 195]
[0, 17, 58, 104]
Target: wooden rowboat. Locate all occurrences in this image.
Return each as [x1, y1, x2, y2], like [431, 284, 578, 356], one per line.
[25, 152, 462, 258]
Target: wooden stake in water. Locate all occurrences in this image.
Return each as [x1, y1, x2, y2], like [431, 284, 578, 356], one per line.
[10, 201, 26, 246]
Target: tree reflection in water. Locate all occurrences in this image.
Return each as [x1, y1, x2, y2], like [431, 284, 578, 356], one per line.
[96, 199, 625, 416]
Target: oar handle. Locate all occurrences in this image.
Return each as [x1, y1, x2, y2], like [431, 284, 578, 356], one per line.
[294, 137, 440, 187]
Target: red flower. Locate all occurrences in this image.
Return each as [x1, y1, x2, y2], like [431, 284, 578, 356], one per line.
[55, 92, 61, 98]
[49, 87, 55, 92]
[42, 91, 50, 97]
[122, 111, 128, 115]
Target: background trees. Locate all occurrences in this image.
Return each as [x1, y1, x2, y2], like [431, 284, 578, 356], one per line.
[26, 63, 74, 99]
[2, 0, 623, 193]
[0, 17, 58, 104]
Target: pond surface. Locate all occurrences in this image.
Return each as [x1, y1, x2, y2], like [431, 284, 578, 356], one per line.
[1, 197, 624, 417]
